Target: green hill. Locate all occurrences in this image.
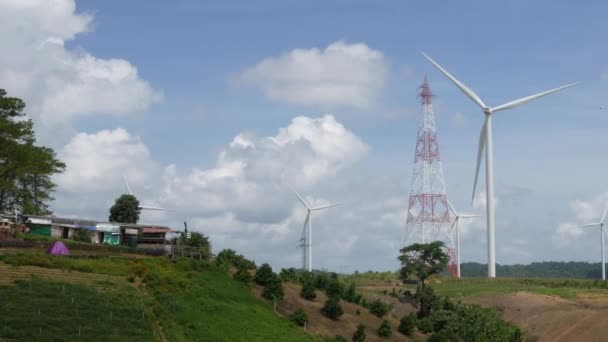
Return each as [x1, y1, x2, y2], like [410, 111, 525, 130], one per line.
[0, 254, 315, 342]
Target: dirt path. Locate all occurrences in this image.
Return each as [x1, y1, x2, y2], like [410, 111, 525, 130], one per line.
[465, 292, 608, 341]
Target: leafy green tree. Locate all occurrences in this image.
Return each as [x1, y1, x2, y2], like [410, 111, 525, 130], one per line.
[398, 313, 417, 336]
[109, 194, 141, 223]
[326, 278, 344, 299]
[289, 308, 308, 327]
[279, 267, 298, 282]
[368, 299, 391, 318]
[377, 320, 392, 338]
[233, 266, 253, 285]
[352, 324, 366, 342]
[72, 228, 91, 243]
[314, 272, 331, 290]
[320, 297, 343, 320]
[398, 241, 449, 289]
[300, 277, 317, 301]
[262, 275, 284, 303]
[180, 231, 211, 260]
[255, 263, 275, 286]
[0, 89, 65, 216]
[343, 282, 361, 304]
[416, 286, 438, 318]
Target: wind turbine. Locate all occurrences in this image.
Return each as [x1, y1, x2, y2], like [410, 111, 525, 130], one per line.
[447, 200, 479, 278]
[288, 183, 340, 272]
[123, 175, 172, 211]
[579, 202, 608, 280]
[422, 53, 578, 277]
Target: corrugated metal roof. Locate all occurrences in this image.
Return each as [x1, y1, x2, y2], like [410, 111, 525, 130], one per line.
[142, 227, 173, 233]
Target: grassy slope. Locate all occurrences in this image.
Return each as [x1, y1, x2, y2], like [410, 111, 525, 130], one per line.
[0, 254, 315, 342]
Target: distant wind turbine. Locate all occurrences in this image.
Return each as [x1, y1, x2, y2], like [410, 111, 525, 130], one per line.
[423, 53, 578, 277]
[579, 202, 608, 281]
[123, 175, 172, 211]
[288, 183, 340, 272]
[447, 200, 479, 278]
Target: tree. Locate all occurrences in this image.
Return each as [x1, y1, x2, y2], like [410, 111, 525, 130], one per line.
[300, 277, 317, 300]
[255, 263, 275, 286]
[398, 241, 449, 289]
[377, 320, 392, 338]
[180, 231, 211, 260]
[109, 194, 141, 223]
[368, 299, 391, 318]
[279, 267, 298, 282]
[352, 324, 366, 342]
[320, 297, 343, 320]
[0, 89, 65, 216]
[343, 282, 361, 304]
[72, 228, 91, 243]
[289, 308, 308, 327]
[262, 275, 284, 304]
[398, 313, 417, 336]
[326, 278, 344, 300]
[233, 265, 253, 285]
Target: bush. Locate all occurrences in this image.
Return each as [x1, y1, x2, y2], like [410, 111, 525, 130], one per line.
[320, 297, 343, 320]
[417, 317, 433, 333]
[262, 275, 284, 302]
[352, 324, 366, 342]
[279, 267, 298, 282]
[326, 279, 344, 299]
[416, 286, 437, 318]
[332, 335, 347, 342]
[430, 310, 455, 332]
[377, 320, 392, 338]
[300, 278, 317, 301]
[233, 266, 253, 285]
[72, 228, 91, 243]
[315, 272, 331, 290]
[255, 263, 275, 286]
[368, 299, 391, 318]
[289, 308, 308, 327]
[398, 313, 417, 336]
[343, 282, 362, 304]
[434, 304, 523, 341]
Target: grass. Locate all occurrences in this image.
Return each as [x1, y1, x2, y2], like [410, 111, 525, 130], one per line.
[0, 278, 157, 341]
[0, 252, 316, 341]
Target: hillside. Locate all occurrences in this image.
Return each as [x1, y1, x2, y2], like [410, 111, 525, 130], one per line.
[0, 253, 315, 342]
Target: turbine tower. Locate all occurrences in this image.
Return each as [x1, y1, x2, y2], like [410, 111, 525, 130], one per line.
[405, 76, 455, 274]
[579, 202, 608, 280]
[288, 184, 340, 272]
[447, 200, 479, 278]
[423, 53, 577, 277]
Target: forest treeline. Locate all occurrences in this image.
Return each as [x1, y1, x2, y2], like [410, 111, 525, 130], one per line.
[460, 261, 605, 279]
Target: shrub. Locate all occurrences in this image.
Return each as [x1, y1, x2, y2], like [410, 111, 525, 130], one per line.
[430, 310, 455, 332]
[356, 309, 361, 315]
[343, 282, 361, 304]
[321, 297, 343, 320]
[377, 320, 392, 338]
[398, 313, 417, 336]
[289, 308, 308, 327]
[417, 317, 433, 333]
[332, 335, 347, 342]
[255, 263, 275, 286]
[279, 267, 298, 282]
[315, 272, 331, 290]
[326, 279, 344, 299]
[368, 299, 391, 318]
[416, 286, 437, 318]
[300, 278, 317, 301]
[434, 304, 523, 341]
[233, 266, 253, 285]
[352, 324, 366, 342]
[72, 228, 91, 242]
[262, 275, 284, 302]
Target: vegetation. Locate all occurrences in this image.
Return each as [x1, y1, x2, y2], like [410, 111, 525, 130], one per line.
[215, 249, 256, 270]
[461, 261, 608, 279]
[255, 263, 275, 286]
[342, 282, 362, 304]
[352, 324, 366, 342]
[262, 274, 285, 303]
[108, 194, 141, 223]
[398, 313, 417, 336]
[377, 320, 392, 338]
[300, 277, 317, 300]
[325, 276, 344, 299]
[0, 89, 65, 216]
[320, 297, 343, 320]
[178, 231, 211, 259]
[398, 241, 449, 289]
[280, 267, 298, 282]
[367, 299, 391, 318]
[72, 228, 91, 243]
[289, 308, 308, 327]
[233, 265, 253, 285]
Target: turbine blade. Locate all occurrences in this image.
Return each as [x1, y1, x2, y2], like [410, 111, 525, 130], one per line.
[421, 53, 486, 109]
[601, 204, 608, 224]
[459, 214, 480, 218]
[580, 223, 601, 228]
[139, 205, 173, 211]
[491, 82, 579, 113]
[123, 175, 133, 195]
[450, 218, 457, 232]
[447, 200, 457, 216]
[472, 117, 488, 204]
[287, 182, 310, 209]
[311, 202, 341, 211]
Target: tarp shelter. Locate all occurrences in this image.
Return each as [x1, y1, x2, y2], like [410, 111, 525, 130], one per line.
[47, 241, 70, 255]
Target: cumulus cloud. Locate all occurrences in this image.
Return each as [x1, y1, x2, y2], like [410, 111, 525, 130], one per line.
[553, 192, 608, 245]
[0, 0, 161, 129]
[238, 41, 387, 109]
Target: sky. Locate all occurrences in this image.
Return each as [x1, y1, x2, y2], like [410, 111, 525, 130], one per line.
[1, 0, 608, 272]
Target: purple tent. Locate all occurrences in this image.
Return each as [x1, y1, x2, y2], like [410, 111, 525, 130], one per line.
[47, 241, 70, 256]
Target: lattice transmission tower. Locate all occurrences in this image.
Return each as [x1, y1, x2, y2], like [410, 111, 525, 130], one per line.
[405, 76, 457, 276]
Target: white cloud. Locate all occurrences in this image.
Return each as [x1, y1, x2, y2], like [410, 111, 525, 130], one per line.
[0, 0, 161, 129]
[472, 191, 499, 211]
[238, 41, 387, 109]
[55, 128, 157, 193]
[553, 192, 608, 245]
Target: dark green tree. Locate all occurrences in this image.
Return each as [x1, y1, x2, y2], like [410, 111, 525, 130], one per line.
[255, 263, 275, 286]
[289, 308, 308, 327]
[320, 297, 343, 320]
[279, 267, 298, 282]
[369, 299, 391, 318]
[352, 324, 366, 342]
[326, 278, 344, 300]
[398, 313, 417, 336]
[180, 231, 211, 260]
[377, 320, 392, 338]
[233, 266, 253, 285]
[0, 89, 65, 216]
[300, 277, 317, 301]
[72, 228, 91, 243]
[398, 241, 449, 289]
[108, 194, 141, 223]
[262, 275, 284, 303]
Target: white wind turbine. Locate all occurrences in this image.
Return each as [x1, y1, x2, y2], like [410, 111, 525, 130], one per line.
[579, 202, 608, 281]
[123, 175, 172, 211]
[447, 200, 479, 278]
[423, 53, 578, 277]
[288, 183, 340, 272]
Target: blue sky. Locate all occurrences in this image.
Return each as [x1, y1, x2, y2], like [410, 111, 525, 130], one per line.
[2, 0, 608, 272]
